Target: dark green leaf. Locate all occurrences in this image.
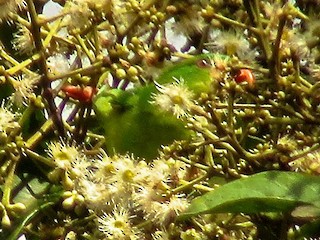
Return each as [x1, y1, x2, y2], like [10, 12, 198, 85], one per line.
[0, 172, 62, 240]
[179, 171, 320, 220]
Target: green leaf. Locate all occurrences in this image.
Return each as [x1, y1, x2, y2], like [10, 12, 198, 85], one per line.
[0, 171, 62, 240]
[179, 171, 320, 220]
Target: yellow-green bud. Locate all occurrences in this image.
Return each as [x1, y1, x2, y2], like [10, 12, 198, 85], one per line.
[127, 66, 139, 77]
[75, 194, 85, 204]
[248, 126, 257, 134]
[7, 203, 26, 213]
[150, 15, 158, 24]
[156, 12, 165, 22]
[34, 95, 45, 109]
[62, 196, 75, 210]
[47, 169, 62, 183]
[1, 214, 11, 228]
[111, 63, 118, 70]
[62, 191, 73, 198]
[62, 174, 74, 190]
[131, 37, 141, 46]
[80, 76, 90, 84]
[115, 68, 127, 79]
[65, 231, 77, 240]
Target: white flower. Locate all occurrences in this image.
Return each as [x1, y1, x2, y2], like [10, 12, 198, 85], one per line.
[171, 5, 205, 37]
[152, 78, 194, 118]
[47, 140, 81, 171]
[150, 159, 171, 184]
[12, 23, 34, 54]
[94, 154, 136, 185]
[11, 74, 39, 106]
[0, 103, 19, 133]
[76, 179, 112, 211]
[166, 158, 188, 184]
[98, 206, 140, 239]
[70, 154, 91, 179]
[132, 185, 163, 216]
[47, 53, 70, 76]
[289, 150, 320, 175]
[153, 195, 189, 226]
[61, 0, 93, 30]
[139, 194, 189, 226]
[209, 30, 251, 58]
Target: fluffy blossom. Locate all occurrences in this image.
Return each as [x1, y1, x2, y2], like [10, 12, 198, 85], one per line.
[62, 0, 93, 30]
[0, 103, 19, 134]
[152, 78, 194, 118]
[289, 150, 320, 175]
[12, 23, 34, 54]
[98, 206, 140, 239]
[152, 195, 189, 226]
[209, 30, 251, 59]
[76, 179, 112, 211]
[47, 140, 82, 171]
[11, 74, 39, 106]
[47, 53, 70, 76]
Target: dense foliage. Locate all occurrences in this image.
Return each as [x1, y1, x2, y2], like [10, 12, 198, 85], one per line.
[1, 0, 320, 239]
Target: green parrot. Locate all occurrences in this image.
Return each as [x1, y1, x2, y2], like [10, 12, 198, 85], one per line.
[93, 54, 220, 160]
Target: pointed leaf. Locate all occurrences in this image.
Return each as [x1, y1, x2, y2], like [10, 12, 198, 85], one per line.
[180, 171, 320, 220]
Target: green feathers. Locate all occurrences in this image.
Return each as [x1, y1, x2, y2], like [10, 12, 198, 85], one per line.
[93, 54, 219, 160]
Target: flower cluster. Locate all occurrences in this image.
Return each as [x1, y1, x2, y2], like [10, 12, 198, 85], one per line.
[72, 153, 190, 239]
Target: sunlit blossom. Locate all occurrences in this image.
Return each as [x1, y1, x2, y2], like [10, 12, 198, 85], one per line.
[132, 185, 163, 216]
[98, 206, 140, 239]
[47, 53, 70, 76]
[11, 74, 39, 106]
[0, 103, 20, 134]
[152, 229, 170, 240]
[76, 179, 112, 211]
[12, 23, 34, 54]
[152, 195, 189, 226]
[47, 140, 82, 171]
[62, 0, 93, 30]
[152, 78, 194, 118]
[289, 150, 320, 175]
[209, 30, 251, 58]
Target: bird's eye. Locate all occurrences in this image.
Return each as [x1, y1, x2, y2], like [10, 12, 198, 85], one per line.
[196, 58, 211, 68]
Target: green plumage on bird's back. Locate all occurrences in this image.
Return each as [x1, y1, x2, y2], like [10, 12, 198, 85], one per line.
[157, 53, 224, 93]
[93, 53, 224, 160]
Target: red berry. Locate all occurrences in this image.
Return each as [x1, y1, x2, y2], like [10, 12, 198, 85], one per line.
[234, 69, 255, 87]
[61, 85, 97, 102]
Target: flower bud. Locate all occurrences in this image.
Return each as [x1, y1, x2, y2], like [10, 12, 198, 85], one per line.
[115, 68, 126, 79]
[1, 214, 11, 228]
[62, 196, 75, 210]
[8, 203, 26, 214]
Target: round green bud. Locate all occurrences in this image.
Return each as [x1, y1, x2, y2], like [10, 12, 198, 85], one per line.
[8, 203, 26, 213]
[248, 126, 257, 134]
[127, 66, 139, 77]
[62, 196, 75, 210]
[2, 214, 11, 228]
[115, 68, 127, 79]
[150, 15, 158, 24]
